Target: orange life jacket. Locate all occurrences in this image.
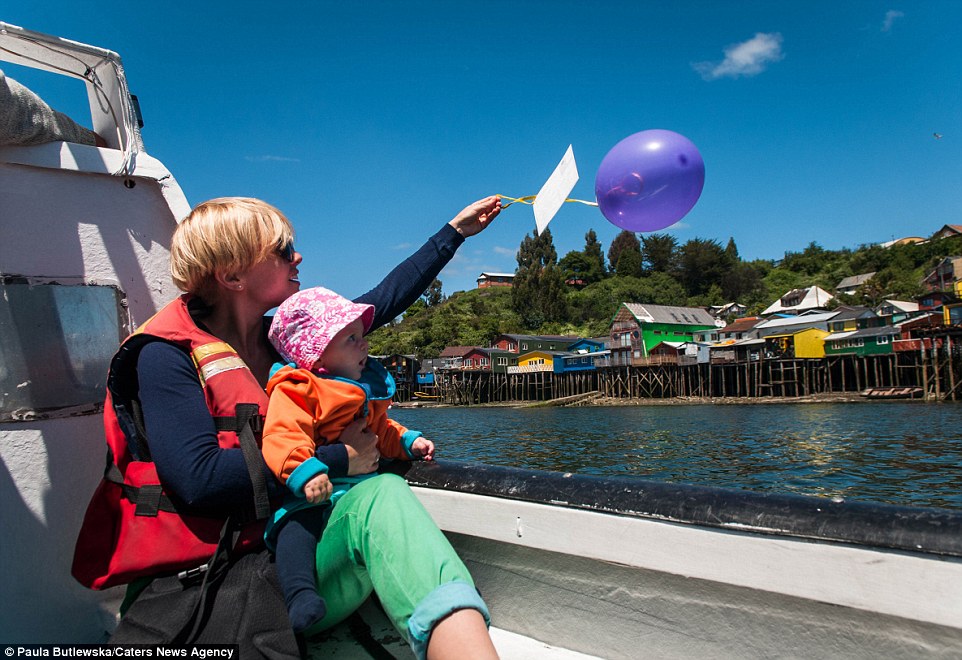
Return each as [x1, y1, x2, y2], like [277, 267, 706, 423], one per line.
[72, 296, 270, 590]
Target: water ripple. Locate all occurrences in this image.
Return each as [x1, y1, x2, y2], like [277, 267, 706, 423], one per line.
[393, 402, 962, 510]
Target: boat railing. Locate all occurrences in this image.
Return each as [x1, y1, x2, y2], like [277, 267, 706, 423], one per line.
[398, 459, 962, 559]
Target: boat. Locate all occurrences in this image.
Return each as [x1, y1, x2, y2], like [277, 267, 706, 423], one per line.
[860, 386, 925, 400]
[2, 22, 961, 657]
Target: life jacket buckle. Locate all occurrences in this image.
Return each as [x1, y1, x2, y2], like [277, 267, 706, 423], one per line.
[177, 562, 209, 585]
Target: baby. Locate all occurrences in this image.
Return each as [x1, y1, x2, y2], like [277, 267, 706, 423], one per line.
[262, 286, 434, 633]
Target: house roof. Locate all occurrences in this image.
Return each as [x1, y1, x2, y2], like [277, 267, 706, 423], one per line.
[762, 286, 835, 315]
[754, 311, 838, 329]
[932, 225, 962, 239]
[830, 305, 877, 321]
[651, 341, 687, 351]
[765, 327, 828, 339]
[620, 303, 716, 326]
[876, 299, 919, 314]
[495, 333, 579, 343]
[729, 338, 766, 347]
[562, 349, 610, 359]
[439, 346, 480, 358]
[880, 236, 927, 248]
[900, 311, 946, 330]
[823, 330, 856, 341]
[922, 256, 962, 284]
[464, 347, 496, 356]
[836, 272, 876, 289]
[719, 316, 763, 334]
[477, 272, 515, 278]
[828, 326, 900, 340]
[417, 358, 443, 373]
[708, 302, 747, 317]
[569, 336, 607, 345]
[518, 350, 570, 359]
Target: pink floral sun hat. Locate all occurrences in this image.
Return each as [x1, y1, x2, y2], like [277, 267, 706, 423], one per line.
[268, 286, 375, 371]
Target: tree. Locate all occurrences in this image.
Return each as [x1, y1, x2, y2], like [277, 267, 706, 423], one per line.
[560, 230, 607, 286]
[641, 233, 678, 274]
[607, 230, 640, 275]
[403, 298, 427, 319]
[721, 261, 765, 302]
[724, 237, 739, 262]
[583, 229, 607, 282]
[615, 247, 643, 278]
[677, 238, 732, 298]
[423, 278, 444, 307]
[559, 251, 593, 285]
[782, 242, 829, 276]
[512, 228, 567, 329]
[568, 273, 688, 333]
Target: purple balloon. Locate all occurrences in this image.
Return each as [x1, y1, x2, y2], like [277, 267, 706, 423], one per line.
[595, 129, 705, 232]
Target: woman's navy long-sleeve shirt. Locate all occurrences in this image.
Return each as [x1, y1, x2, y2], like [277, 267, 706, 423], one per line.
[136, 225, 464, 514]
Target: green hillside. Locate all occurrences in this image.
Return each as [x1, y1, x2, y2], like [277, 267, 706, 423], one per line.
[367, 230, 962, 359]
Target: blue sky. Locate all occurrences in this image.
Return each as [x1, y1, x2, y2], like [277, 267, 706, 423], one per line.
[4, 2, 960, 299]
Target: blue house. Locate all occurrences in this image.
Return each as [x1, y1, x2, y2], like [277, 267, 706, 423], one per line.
[567, 337, 607, 353]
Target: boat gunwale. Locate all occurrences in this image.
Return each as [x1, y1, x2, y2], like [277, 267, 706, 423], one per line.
[395, 459, 962, 558]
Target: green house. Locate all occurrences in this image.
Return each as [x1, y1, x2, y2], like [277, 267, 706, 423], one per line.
[609, 303, 717, 366]
[823, 326, 901, 356]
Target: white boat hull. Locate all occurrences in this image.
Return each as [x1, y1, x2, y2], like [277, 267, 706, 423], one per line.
[402, 461, 962, 659]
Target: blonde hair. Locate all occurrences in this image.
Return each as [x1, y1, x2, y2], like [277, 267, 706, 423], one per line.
[170, 197, 295, 298]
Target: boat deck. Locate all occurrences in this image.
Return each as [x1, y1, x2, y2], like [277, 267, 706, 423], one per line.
[308, 597, 600, 659]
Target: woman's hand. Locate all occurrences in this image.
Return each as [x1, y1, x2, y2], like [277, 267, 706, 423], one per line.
[339, 417, 381, 475]
[448, 196, 502, 238]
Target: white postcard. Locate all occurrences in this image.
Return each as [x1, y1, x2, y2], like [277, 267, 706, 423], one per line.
[533, 145, 579, 235]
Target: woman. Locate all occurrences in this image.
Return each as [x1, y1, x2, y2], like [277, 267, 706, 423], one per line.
[77, 195, 502, 659]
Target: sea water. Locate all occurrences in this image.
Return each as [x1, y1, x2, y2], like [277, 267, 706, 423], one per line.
[392, 401, 962, 510]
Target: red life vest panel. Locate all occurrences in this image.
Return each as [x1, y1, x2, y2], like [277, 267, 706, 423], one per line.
[72, 296, 271, 590]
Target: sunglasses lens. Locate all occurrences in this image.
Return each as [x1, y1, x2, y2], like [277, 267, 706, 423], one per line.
[278, 241, 295, 262]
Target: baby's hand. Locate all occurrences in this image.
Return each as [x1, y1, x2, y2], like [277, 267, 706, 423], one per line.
[303, 473, 332, 504]
[411, 437, 435, 461]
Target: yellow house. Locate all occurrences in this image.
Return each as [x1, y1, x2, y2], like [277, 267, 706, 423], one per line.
[764, 328, 830, 359]
[508, 350, 557, 373]
[945, 301, 962, 326]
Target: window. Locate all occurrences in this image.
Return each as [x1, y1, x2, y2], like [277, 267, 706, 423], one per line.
[1, 281, 128, 421]
[877, 335, 890, 345]
[497, 357, 507, 366]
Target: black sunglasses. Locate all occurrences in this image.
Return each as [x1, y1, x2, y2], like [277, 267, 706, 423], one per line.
[276, 240, 296, 262]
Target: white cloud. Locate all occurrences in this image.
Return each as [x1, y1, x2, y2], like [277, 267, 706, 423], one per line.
[244, 155, 301, 163]
[493, 246, 516, 256]
[391, 242, 413, 250]
[693, 32, 784, 80]
[881, 10, 904, 32]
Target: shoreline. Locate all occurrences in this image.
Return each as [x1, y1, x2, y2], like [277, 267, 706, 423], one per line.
[395, 392, 906, 409]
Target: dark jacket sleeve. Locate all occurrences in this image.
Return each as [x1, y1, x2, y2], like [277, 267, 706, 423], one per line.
[355, 224, 464, 331]
[135, 342, 347, 515]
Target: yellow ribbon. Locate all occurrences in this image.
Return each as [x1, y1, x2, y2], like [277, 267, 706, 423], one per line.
[499, 194, 598, 209]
